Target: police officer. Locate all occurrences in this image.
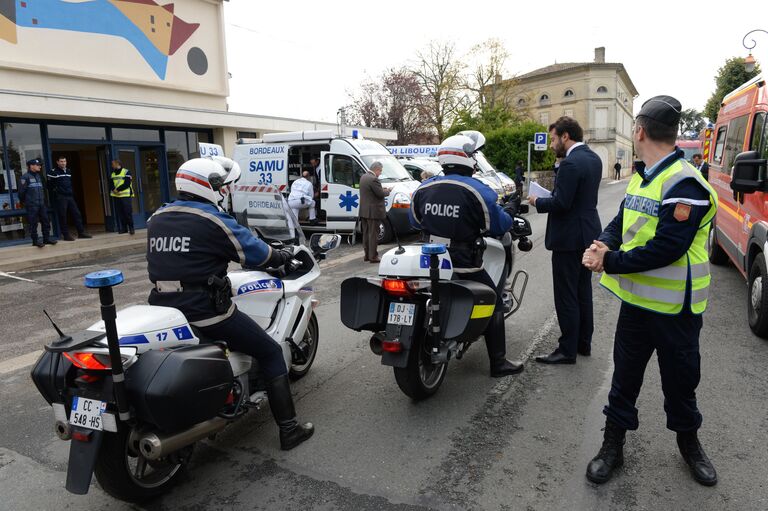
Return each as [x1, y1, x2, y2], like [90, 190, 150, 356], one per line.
[582, 96, 718, 486]
[109, 159, 135, 234]
[47, 156, 91, 240]
[146, 157, 314, 451]
[19, 158, 56, 247]
[410, 131, 524, 377]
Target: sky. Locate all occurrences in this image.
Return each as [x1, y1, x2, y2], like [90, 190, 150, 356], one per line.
[222, 1, 768, 124]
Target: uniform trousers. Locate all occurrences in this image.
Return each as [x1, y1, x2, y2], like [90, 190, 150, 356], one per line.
[114, 197, 134, 232]
[199, 309, 287, 381]
[287, 197, 316, 221]
[54, 195, 84, 235]
[26, 204, 52, 241]
[603, 302, 703, 432]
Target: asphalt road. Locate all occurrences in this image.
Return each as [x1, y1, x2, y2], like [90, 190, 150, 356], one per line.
[0, 179, 766, 511]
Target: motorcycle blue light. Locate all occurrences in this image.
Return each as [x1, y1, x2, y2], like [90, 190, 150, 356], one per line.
[421, 244, 446, 255]
[84, 269, 124, 288]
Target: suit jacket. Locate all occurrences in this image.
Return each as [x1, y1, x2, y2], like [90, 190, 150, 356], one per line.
[698, 162, 709, 181]
[535, 144, 603, 251]
[359, 172, 388, 219]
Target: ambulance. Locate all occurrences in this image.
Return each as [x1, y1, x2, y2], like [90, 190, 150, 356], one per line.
[705, 72, 768, 337]
[231, 131, 419, 243]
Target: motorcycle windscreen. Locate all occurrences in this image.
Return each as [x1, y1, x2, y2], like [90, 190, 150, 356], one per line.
[340, 277, 387, 331]
[436, 281, 497, 341]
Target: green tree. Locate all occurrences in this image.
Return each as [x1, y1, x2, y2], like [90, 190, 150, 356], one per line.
[445, 106, 516, 136]
[703, 57, 760, 122]
[679, 108, 705, 137]
[482, 121, 555, 174]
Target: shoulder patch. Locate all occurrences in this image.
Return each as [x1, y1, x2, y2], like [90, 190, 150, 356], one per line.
[673, 203, 691, 222]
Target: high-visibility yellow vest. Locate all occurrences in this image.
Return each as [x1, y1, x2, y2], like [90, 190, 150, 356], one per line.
[110, 168, 133, 198]
[600, 159, 718, 314]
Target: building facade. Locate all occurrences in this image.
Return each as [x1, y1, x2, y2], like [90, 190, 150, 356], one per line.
[0, 0, 393, 246]
[504, 48, 638, 178]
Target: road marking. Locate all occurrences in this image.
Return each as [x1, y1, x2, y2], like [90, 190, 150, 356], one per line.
[0, 350, 42, 375]
[24, 265, 96, 273]
[0, 271, 36, 283]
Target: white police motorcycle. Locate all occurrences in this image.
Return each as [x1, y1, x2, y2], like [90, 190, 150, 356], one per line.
[31, 201, 340, 502]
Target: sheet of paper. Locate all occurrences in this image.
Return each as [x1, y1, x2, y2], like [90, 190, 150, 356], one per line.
[529, 181, 552, 198]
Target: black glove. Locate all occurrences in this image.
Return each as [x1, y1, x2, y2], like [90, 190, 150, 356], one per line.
[300, 197, 305, 204]
[267, 247, 294, 268]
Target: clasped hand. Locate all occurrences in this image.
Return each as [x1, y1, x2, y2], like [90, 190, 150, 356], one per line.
[582, 240, 609, 273]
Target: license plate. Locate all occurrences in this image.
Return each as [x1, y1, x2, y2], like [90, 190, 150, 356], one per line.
[388, 303, 416, 326]
[69, 396, 106, 431]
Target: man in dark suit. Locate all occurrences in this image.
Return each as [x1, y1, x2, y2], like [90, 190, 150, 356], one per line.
[358, 161, 389, 263]
[528, 116, 603, 364]
[692, 153, 709, 181]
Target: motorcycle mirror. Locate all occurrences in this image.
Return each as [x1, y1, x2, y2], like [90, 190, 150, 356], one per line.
[519, 203, 529, 214]
[518, 237, 533, 252]
[310, 233, 341, 252]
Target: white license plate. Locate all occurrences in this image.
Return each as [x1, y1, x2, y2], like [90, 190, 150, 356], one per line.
[388, 303, 416, 326]
[69, 396, 106, 431]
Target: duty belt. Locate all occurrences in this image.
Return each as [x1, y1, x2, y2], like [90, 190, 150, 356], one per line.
[154, 281, 210, 293]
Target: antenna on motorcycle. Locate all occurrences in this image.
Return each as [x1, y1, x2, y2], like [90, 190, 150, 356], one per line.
[390, 218, 405, 255]
[43, 309, 72, 343]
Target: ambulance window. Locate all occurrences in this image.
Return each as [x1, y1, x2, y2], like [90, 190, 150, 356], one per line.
[713, 126, 727, 165]
[329, 155, 366, 188]
[750, 112, 768, 159]
[722, 114, 749, 173]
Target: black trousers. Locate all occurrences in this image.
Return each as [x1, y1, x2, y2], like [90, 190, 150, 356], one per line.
[457, 269, 506, 359]
[603, 302, 703, 432]
[114, 197, 134, 231]
[551, 250, 594, 358]
[26, 204, 52, 241]
[199, 309, 287, 381]
[54, 195, 84, 235]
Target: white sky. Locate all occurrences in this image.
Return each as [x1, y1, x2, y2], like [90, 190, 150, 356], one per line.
[223, 0, 768, 124]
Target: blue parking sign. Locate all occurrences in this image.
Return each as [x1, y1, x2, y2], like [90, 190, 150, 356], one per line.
[534, 132, 547, 145]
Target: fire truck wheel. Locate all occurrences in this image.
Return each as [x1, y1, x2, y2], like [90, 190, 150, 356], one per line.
[747, 256, 768, 338]
[708, 224, 728, 266]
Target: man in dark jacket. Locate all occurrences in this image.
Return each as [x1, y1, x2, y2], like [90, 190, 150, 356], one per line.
[47, 156, 91, 240]
[358, 161, 389, 263]
[19, 158, 56, 247]
[692, 153, 709, 181]
[528, 116, 603, 364]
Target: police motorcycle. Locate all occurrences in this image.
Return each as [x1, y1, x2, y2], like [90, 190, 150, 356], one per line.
[340, 191, 533, 400]
[29, 161, 341, 502]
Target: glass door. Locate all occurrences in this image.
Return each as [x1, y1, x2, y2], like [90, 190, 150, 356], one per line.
[113, 145, 164, 228]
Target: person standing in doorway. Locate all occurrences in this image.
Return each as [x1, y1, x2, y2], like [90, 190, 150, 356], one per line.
[358, 161, 389, 263]
[614, 161, 622, 180]
[310, 157, 322, 218]
[47, 156, 91, 240]
[528, 116, 602, 364]
[19, 158, 56, 247]
[110, 159, 135, 234]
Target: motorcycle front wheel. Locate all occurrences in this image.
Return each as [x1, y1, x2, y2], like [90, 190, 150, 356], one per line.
[393, 335, 447, 401]
[289, 311, 319, 380]
[94, 427, 187, 503]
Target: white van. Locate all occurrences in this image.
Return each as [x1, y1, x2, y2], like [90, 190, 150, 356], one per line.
[232, 131, 419, 243]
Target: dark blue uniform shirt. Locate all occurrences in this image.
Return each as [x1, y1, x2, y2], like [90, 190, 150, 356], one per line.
[18, 172, 46, 207]
[46, 167, 75, 196]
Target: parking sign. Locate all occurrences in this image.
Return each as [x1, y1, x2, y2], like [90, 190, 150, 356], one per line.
[534, 132, 547, 151]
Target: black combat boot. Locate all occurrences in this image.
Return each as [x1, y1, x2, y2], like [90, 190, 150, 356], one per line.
[44, 238, 57, 245]
[677, 431, 717, 486]
[266, 374, 314, 450]
[485, 312, 524, 377]
[32, 238, 43, 248]
[586, 420, 626, 484]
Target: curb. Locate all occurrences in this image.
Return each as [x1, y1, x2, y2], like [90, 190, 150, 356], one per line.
[0, 237, 147, 273]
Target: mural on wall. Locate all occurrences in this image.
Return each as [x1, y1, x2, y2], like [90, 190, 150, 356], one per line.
[0, 0, 206, 80]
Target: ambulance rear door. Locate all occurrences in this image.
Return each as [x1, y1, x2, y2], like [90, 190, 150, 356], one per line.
[240, 143, 290, 195]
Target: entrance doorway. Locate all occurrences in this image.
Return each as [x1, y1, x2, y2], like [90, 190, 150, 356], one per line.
[113, 146, 164, 228]
[50, 144, 110, 233]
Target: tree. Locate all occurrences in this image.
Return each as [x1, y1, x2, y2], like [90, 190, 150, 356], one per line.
[703, 57, 760, 122]
[482, 121, 555, 174]
[463, 38, 516, 113]
[679, 108, 705, 137]
[446, 105, 516, 137]
[411, 41, 467, 140]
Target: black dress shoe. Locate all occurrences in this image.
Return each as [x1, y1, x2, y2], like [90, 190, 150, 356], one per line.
[78, 231, 93, 239]
[677, 431, 718, 486]
[535, 350, 576, 364]
[578, 345, 592, 356]
[63, 234, 76, 241]
[490, 358, 524, 377]
[44, 239, 57, 245]
[32, 240, 44, 248]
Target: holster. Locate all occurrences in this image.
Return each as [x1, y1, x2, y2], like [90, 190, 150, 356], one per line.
[208, 275, 233, 314]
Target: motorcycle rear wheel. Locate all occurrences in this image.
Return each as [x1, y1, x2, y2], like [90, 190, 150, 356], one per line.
[94, 427, 187, 503]
[393, 336, 447, 401]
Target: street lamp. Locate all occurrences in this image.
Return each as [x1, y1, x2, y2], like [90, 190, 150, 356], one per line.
[742, 29, 767, 73]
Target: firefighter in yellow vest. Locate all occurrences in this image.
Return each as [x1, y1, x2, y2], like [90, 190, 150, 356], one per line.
[109, 159, 135, 234]
[582, 96, 718, 487]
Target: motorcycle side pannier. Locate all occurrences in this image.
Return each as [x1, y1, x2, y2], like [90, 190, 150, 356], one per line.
[437, 280, 497, 341]
[125, 344, 233, 432]
[340, 277, 387, 331]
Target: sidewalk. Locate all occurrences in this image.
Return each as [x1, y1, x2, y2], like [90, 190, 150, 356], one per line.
[0, 231, 147, 273]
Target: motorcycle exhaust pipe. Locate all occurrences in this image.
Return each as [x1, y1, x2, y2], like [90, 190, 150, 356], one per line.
[369, 332, 384, 356]
[138, 417, 229, 460]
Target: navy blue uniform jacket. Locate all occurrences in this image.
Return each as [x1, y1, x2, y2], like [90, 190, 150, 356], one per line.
[535, 145, 603, 251]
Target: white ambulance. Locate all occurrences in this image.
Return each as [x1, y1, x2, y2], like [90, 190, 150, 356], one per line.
[231, 131, 419, 243]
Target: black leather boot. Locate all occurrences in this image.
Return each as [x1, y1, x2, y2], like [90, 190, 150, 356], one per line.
[266, 374, 314, 451]
[586, 420, 625, 484]
[677, 431, 717, 486]
[485, 312, 524, 377]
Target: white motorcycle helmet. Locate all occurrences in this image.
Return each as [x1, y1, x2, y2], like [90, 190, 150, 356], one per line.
[175, 156, 241, 207]
[437, 131, 486, 175]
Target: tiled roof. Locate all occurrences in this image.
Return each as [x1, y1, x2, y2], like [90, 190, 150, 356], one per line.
[517, 62, 623, 81]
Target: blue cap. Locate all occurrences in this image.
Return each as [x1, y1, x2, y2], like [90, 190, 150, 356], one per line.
[422, 243, 447, 255]
[84, 269, 124, 288]
[27, 158, 42, 166]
